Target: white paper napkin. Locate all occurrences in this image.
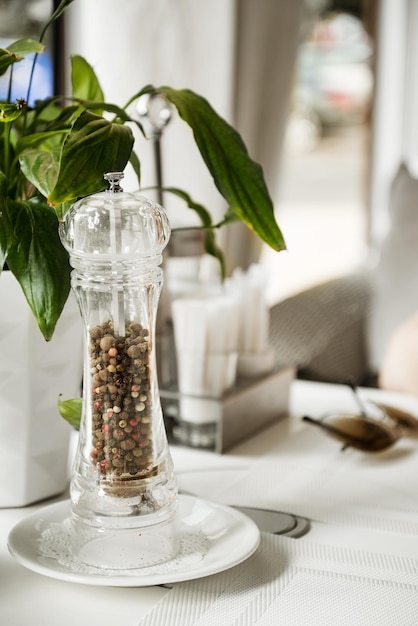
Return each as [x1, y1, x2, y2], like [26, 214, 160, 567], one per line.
[226, 264, 275, 377]
[139, 533, 418, 625]
[171, 294, 239, 401]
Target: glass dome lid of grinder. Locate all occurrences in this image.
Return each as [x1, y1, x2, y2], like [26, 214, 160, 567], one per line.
[61, 170, 170, 260]
[59, 172, 178, 572]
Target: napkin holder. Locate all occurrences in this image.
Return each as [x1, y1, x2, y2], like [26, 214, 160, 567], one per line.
[161, 366, 295, 453]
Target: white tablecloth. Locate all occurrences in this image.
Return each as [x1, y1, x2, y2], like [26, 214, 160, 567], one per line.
[139, 532, 418, 626]
[2, 380, 418, 625]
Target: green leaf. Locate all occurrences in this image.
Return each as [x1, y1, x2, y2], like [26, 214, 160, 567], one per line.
[6, 197, 70, 340]
[27, 98, 79, 128]
[0, 38, 44, 77]
[54, 200, 73, 222]
[129, 149, 141, 187]
[0, 49, 16, 77]
[159, 87, 286, 252]
[75, 100, 133, 123]
[0, 48, 14, 76]
[0, 101, 26, 123]
[71, 55, 104, 107]
[48, 110, 134, 204]
[58, 395, 82, 429]
[203, 228, 226, 279]
[19, 143, 61, 198]
[163, 186, 225, 278]
[7, 38, 45, 56]
[163, 187, 213, 226]
[0, 171, 14, 269]
[16, 129, 69, 154]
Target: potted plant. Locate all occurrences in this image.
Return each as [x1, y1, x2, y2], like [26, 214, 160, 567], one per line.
[0, 0, 285, 504]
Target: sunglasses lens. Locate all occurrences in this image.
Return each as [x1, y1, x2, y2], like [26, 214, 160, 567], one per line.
[303, 413, 399, 452]
[372, 402, 418, 432]
[324, 414, 398, 451]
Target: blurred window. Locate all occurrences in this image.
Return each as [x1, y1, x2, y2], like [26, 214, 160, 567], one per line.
[261, 9, 374, 304]
[0, 0, 54, 105]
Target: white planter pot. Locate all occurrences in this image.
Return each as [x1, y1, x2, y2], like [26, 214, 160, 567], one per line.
[0, 271, 82, 507]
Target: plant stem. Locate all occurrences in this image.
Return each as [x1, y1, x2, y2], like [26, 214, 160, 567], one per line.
[26, 0, 72, 106]
[7, 66, 13, 103]
[26, 54, 38, 107]
[3, 123, 11, 182]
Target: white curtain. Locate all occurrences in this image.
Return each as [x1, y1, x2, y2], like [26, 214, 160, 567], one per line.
[368, 0, 409, 251]
[224, 0, 306, 272]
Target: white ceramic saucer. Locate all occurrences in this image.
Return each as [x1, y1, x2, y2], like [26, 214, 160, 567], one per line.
[7, 494, 260, 587]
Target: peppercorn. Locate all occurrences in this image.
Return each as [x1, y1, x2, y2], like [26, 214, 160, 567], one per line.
[88, 319, 155, 479]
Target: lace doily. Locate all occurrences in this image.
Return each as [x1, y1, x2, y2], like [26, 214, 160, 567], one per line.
[39, 517, 209, 577]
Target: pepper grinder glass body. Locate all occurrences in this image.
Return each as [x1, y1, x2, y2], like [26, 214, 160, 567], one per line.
[60, 173, 178, 570]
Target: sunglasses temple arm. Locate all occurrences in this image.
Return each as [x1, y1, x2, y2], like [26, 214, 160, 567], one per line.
[346, 381, 368, 417]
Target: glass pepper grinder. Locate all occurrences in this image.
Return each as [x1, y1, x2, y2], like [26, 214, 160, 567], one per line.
[60, 171, 178, 570]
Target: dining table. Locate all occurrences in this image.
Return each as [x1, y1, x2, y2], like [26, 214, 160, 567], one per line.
[2, 378, 418, 625]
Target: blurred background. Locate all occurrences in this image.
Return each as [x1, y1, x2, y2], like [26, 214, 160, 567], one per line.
[260, 4, 374, 301]
[0, 0, 412, 311]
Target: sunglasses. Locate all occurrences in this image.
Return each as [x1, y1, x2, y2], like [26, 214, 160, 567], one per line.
[302, 386, 418, 453]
